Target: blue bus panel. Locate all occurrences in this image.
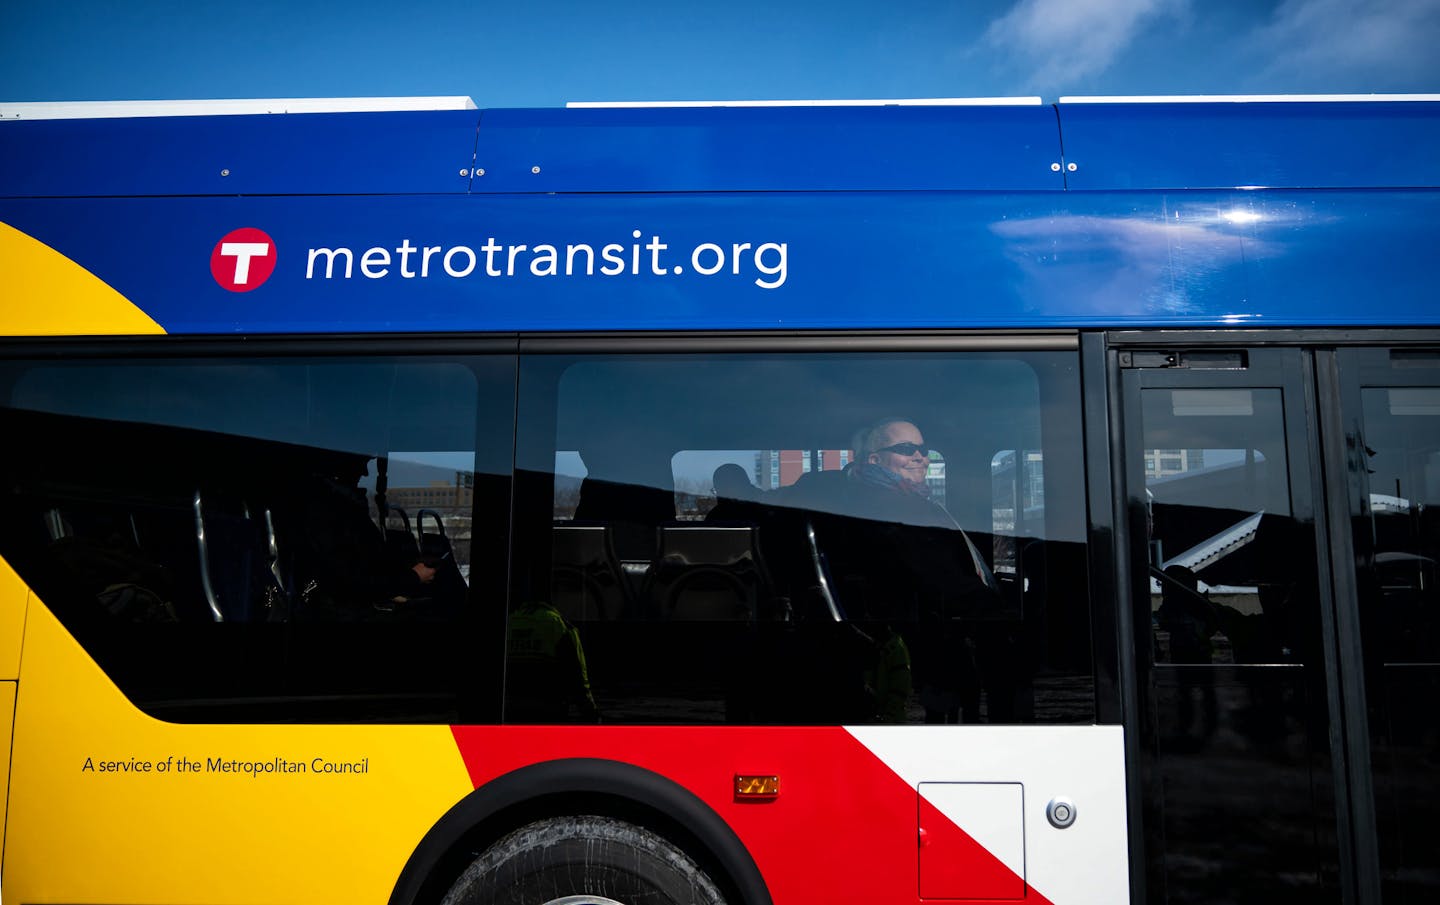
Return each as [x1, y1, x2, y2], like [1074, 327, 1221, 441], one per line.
[0, 110, 482, 197]
[1, 100, 1436, 333]
[473, 105, 1066, 193]
[2, 188, 1436, 332]
[1058, 100, 1440, 191]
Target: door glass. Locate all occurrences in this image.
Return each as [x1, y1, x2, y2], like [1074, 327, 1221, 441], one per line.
[1352, 383, 1440, 902]
[1133, 380, 1338, 904]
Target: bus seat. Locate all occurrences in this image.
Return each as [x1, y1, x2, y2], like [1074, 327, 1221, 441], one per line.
[417, 508, 468, 607]
[550, 522, 633, 622]
[193, 489, 290, 622]
[645, 525, 767, 622]
[383, 505, 421, 568]
[573, 477, 674, 560]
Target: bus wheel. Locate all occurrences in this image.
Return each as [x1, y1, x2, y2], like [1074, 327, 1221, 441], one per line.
[440, 815, 728, 905]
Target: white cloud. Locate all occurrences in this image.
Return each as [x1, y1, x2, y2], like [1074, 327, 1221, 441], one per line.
[983, 0, 1190, 87]
[1247, 0, 1440, 87]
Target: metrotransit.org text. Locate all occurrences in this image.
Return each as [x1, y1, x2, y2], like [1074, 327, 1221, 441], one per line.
[303, 231, 789, 289]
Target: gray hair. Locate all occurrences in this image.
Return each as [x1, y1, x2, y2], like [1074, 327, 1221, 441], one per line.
[851, 417, 914, 461]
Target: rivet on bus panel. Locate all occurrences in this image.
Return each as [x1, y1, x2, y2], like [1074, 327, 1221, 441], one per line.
[1050, 162, 1061, 172]
[220, 168, 230, 176]
[1067, 162, 1078, 172]
[531, 165, 541, 174]
[734, 775, 780, 801]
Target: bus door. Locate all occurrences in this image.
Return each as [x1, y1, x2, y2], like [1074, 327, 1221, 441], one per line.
[1329, 347, 1440, 903]
[1116, 346, 1345, 904]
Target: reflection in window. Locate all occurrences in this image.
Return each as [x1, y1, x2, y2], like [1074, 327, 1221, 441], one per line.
[0, 356, 511, 722]
[991, 450, 1044, 577]
[1352, 363, 1440, 903]
[515, 351, 1092, 726]
[373, 452, 476, 585]
[670, 450, 762, 521]
[1360, 387, 1440, 665]
[1141, 387, 1301, 666]
[1147, 446, 1285, 667]
[552, 451, 587, 520]
[1133, 376, 1340, 905]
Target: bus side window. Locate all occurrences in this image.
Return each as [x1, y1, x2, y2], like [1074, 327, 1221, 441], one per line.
[0, 355, 515, 723]
[511, 350, 1093, 726]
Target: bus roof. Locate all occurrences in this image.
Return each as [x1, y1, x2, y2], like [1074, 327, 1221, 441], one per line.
[2, 97, 1437, 195]
[0, 97, 479, 120]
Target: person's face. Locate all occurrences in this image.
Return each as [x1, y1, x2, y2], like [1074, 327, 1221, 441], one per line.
[868, 421, 930, 485]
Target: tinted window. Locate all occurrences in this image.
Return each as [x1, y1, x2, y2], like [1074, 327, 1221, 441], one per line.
[1127, 369, 1340, 904]
[0, 355, 514, 722]
[510, 350, 1092, 725]
[1349, 374, 1440, 902]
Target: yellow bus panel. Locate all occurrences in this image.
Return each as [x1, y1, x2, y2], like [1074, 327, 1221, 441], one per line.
[0, 220, 164, 336]
[4, 599, 474, 905]
[0, 558, 25, 679]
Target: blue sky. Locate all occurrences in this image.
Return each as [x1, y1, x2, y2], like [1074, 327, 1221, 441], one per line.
[2, 0, 1436, 107]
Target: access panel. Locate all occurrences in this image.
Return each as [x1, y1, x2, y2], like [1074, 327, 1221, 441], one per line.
[919, 782, 1025, 899]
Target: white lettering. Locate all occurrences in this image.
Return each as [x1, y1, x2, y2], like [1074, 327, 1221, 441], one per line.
[295, 234, 788, 288]
[506, 244, 527, 277]
[648, 235, 668, 275]
[306, 247, 353, 279]
[600, 243, 625, 275]
[531, 244, 558, 276]
[222, 241, 270, 284]
[566, 244, 594, 275]
[360, 247, 391, 279]
[444, 246, 477, 278]
[731, 243, 752, 275]
[691, 243, 724, 276]
[755, 242, 788, 289]
[397, 239, 417, 278]
[482, 238, 503, 277]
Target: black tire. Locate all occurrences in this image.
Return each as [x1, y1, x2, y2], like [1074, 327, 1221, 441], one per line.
[440, 815, 729, 905]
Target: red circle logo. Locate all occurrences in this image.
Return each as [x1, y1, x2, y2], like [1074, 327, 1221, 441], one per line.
[210, 227, 277, 291]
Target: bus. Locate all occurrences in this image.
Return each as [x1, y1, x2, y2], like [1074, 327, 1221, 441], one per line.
[0, 94, 1436, 905]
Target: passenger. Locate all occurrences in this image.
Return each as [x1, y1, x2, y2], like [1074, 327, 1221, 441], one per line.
[841, 418, 1001, 723]
[705, 463, 763, 522]
[573, 445, 674, 560]
[293, 455, 435, 619]
[713, 462, 758, 502]
[847, 418, 998, 594]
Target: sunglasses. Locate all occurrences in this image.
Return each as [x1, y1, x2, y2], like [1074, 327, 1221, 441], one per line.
[876, 442, 930, 457]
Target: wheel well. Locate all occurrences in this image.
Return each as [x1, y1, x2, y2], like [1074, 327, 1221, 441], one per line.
[389, 758, 772, 905]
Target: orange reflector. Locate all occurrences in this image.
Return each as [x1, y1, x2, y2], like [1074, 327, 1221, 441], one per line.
[734, 775, 780, 800]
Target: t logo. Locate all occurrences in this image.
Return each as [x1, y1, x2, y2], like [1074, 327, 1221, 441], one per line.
[211, 227, 277, 291]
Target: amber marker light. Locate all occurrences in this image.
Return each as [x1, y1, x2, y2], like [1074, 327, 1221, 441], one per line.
[734, 775, 780, 801]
